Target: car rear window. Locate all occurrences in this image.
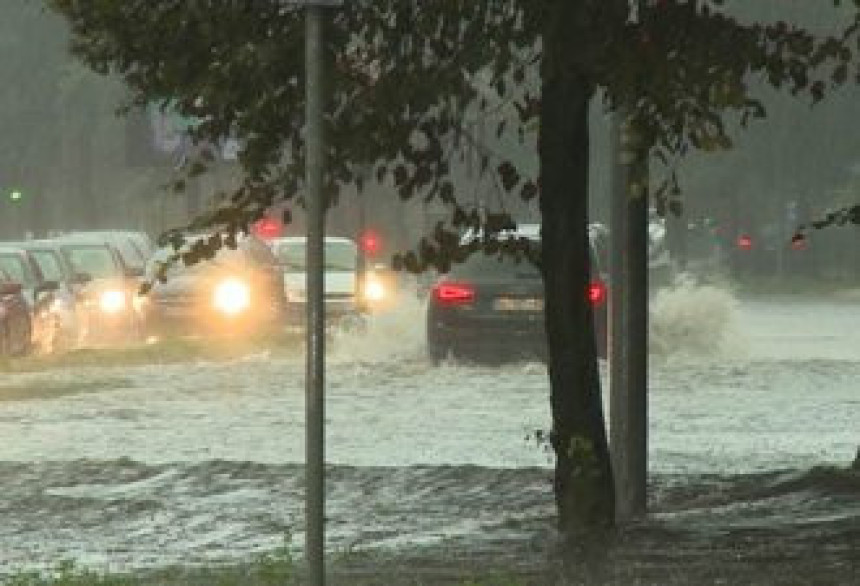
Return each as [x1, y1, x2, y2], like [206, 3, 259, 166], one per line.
[449, 240, 601, 279]
[274, 240, 357, 272]
[450, 251, 541, 280]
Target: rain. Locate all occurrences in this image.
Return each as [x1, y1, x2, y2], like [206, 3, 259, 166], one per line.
[0, 1, 859, 585]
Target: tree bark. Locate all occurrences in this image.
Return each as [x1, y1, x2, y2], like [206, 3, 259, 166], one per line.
[539, 1, 616, 537]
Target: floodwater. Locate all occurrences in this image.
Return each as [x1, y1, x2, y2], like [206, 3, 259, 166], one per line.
[0, 286, 857, 581]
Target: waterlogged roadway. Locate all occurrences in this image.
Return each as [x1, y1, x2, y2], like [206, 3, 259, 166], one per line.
[0, 286, 857, 576]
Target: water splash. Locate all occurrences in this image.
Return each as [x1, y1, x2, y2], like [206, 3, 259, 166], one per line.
[329, 287, 428, 364]
[649, 278, 747, 363]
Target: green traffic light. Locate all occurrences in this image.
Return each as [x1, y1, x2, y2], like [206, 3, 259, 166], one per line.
[9, 190, 22, 202]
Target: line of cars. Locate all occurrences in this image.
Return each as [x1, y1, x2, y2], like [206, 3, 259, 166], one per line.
[0, 231, 154, 358]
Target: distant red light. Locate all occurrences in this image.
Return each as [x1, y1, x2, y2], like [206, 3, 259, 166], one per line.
[433, 282, 475, 305]
[360, 230, 381, 256]
[588, 280, 607, 307]
[736, 234, 753, 251]
[253, 218, 282, 240]
[791, 237, 808, 251]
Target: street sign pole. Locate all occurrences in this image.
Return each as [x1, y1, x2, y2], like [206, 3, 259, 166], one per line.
[609, 111, 649, 522]
[302, 3, 329, 585]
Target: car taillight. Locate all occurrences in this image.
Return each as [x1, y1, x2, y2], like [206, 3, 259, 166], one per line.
[737, 234, 753, 251]
[433, 282, 475, 305]
[588, 280, 607, 307]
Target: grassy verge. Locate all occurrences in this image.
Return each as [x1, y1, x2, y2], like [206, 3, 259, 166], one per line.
[2, 554, 533, 586]
[0, 332, 303, 374]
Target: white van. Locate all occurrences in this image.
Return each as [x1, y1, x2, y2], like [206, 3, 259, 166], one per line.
[270, 236, 364, 324]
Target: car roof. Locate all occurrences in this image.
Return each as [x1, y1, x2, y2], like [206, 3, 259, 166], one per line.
[270, 236, 357, 246]
[0, 246, 28, 256]
[52, 234, 116, 245]
[460, 223, 541, 244]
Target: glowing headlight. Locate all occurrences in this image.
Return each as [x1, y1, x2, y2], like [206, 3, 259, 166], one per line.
[99, 290, 127, 314]
[364, 278, 385, 303]
[213, 278, 251, 316]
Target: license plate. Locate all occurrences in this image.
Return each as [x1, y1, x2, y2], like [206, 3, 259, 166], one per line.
[493, 297, 543, 311]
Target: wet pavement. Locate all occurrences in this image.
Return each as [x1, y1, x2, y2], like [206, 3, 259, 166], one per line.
[0, 288, 857, 580]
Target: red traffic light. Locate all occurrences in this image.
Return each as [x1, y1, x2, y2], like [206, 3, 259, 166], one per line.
[359, 229, 381, 256]
[736, 234, 753, 251]
[252, 217, 282, 240]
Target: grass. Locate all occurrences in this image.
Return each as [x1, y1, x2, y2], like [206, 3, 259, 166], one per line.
[0, 376, 133, 402]
[1, 554, 532, 586]
[0, 332, 304, 375]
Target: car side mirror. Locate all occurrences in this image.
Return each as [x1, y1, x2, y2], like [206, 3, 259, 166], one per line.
[72, 272, 92, 285]
[0, 282, 23, 296]
[35, 281, 60, 296]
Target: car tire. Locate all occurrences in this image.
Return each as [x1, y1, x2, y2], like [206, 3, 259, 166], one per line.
[427, 336, 449, 366]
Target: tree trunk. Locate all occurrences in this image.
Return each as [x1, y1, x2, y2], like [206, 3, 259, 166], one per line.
[539, 1, 616, 537]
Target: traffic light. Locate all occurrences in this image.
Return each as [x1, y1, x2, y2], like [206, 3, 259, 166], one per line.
[8, 189, 23, 203]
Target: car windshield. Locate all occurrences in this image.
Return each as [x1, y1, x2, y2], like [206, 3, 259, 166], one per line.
[63, 245, 120, 279]
[275, 241, 357, 272]
[0, 254, 33, 286]
[113, 238, 146, 270]
[30, 250, 66, 282]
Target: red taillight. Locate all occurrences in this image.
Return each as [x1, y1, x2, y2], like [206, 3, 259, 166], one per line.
[737, 234, 753, 251]
[433, 282, 475, 305]
[588, 280, 607, 307]
[253, 218, 282, 240]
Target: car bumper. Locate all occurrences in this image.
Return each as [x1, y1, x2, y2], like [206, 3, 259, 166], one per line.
[429, 311, 607, 360]
[145, 303, 282, 337]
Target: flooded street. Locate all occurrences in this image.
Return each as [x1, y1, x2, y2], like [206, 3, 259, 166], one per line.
[0, 290, 858, 579]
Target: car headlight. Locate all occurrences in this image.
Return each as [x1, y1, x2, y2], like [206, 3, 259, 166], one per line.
[213, 278, 251, 316]
[99, 290, 127, 314]
[363, 277, 385, 303]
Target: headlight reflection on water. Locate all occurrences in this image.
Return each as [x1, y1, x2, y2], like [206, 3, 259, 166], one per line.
[213, 278, 251, 316]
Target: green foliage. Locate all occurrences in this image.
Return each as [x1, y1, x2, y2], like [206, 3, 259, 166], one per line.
[4, 560, 137, 586]
[48, 0, 860, 265]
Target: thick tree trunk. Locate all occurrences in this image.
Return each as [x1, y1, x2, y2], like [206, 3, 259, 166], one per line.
[539, 1, 616, 537]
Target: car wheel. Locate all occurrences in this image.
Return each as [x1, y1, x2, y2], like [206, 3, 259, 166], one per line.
[427, 336, 450, 366]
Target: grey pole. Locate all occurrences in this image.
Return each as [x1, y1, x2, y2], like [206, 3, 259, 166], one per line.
[305, 5, 326, 585]
[608, 110, 628, 504]
[609, 111, 649, 522]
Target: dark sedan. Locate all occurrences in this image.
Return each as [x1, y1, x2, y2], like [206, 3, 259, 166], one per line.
[0, 269, 31, 357]
[426, 229, 608, 364]
[142, 235, 286, 338]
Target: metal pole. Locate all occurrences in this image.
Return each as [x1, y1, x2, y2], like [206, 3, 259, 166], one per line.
[609, 111, 649, 522]
[626, 136, 649, 519]
[305, 6, 326, 585]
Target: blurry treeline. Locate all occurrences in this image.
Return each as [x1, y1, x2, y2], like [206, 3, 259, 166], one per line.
[0, 1, 857, 278]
